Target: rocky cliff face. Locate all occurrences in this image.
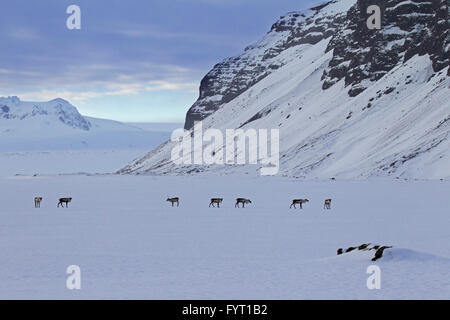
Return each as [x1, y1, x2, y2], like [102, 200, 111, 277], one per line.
[322, 0, 449, 96]
[122, 0, 450, 180]
[184, 0, 357, 129]
[185, 0, 449, 129]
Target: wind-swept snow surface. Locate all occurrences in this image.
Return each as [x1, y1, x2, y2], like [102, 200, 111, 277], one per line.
[0, 175, 448, 299]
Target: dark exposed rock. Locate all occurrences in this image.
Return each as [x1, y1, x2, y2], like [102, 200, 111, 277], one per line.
[184, 2, 349, 129]
[358, 243, 371, 250]
[362, 103, 372, 111]
[384, 87, 395, 95]
[322, 0, 449, 96]
[184, 0, 449, 129]
[238, 107, 273, 128]
[372, 246, 393, 261]
[338, 243, 393, 261]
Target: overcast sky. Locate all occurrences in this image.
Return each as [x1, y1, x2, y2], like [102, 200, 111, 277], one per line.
[0, 0, 321, 122]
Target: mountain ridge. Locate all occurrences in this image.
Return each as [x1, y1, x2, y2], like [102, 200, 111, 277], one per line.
[183, 0, 358, 129]
[0, 96, 171, 152]
[120, 0, 449, 180]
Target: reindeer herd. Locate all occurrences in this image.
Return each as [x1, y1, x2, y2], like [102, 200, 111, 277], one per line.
[34, 196, 332, 210]
[34, 197, 72, 208]
[168, 197, 332, 209]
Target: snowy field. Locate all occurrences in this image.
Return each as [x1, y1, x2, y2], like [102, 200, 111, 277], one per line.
[0, 122, 182, 177]
[0, 174, 448, 299]
[0, 148, 153, 177]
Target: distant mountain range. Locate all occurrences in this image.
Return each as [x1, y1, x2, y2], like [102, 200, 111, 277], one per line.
[120, 0, 449, 179]
[0, 96, 171, 151]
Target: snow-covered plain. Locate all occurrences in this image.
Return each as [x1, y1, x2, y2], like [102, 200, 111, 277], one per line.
[0, 149, 154, 177]
[0, 120, 180, 177]
[0, 112, 181, 176]
[0, 174, 448, 299]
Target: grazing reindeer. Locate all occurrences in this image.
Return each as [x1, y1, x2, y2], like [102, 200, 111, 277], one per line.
[324, 199, 332, 209]
[235, 198, 252, 208]
[166, 197, 179, 207]
[34, 197, 43, 208]
[209, 198, 223, 208]
[290, 199, 309, 209]
[57, 198, 72, 208]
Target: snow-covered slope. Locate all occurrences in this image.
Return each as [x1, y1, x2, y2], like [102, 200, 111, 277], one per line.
[121, 0, 450, 179]
[0, 96, 169, 151]
[1, 175, 449, 299]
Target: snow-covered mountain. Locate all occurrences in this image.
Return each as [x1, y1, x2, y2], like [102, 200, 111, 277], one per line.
[120, 0, 449, 179]
[0, 96, 93, 131]
[0, 96, 169, 151]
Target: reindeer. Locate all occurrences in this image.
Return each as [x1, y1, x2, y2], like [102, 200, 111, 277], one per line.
[57, 198, 72, 208]
[235, 198, 252, 208]
[209, 198, 223, 208]
[34, 197, 43, 208]
[166, 197, 179, 207]
[290, 199, 309, 209]
[324, 199, 332, 209]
